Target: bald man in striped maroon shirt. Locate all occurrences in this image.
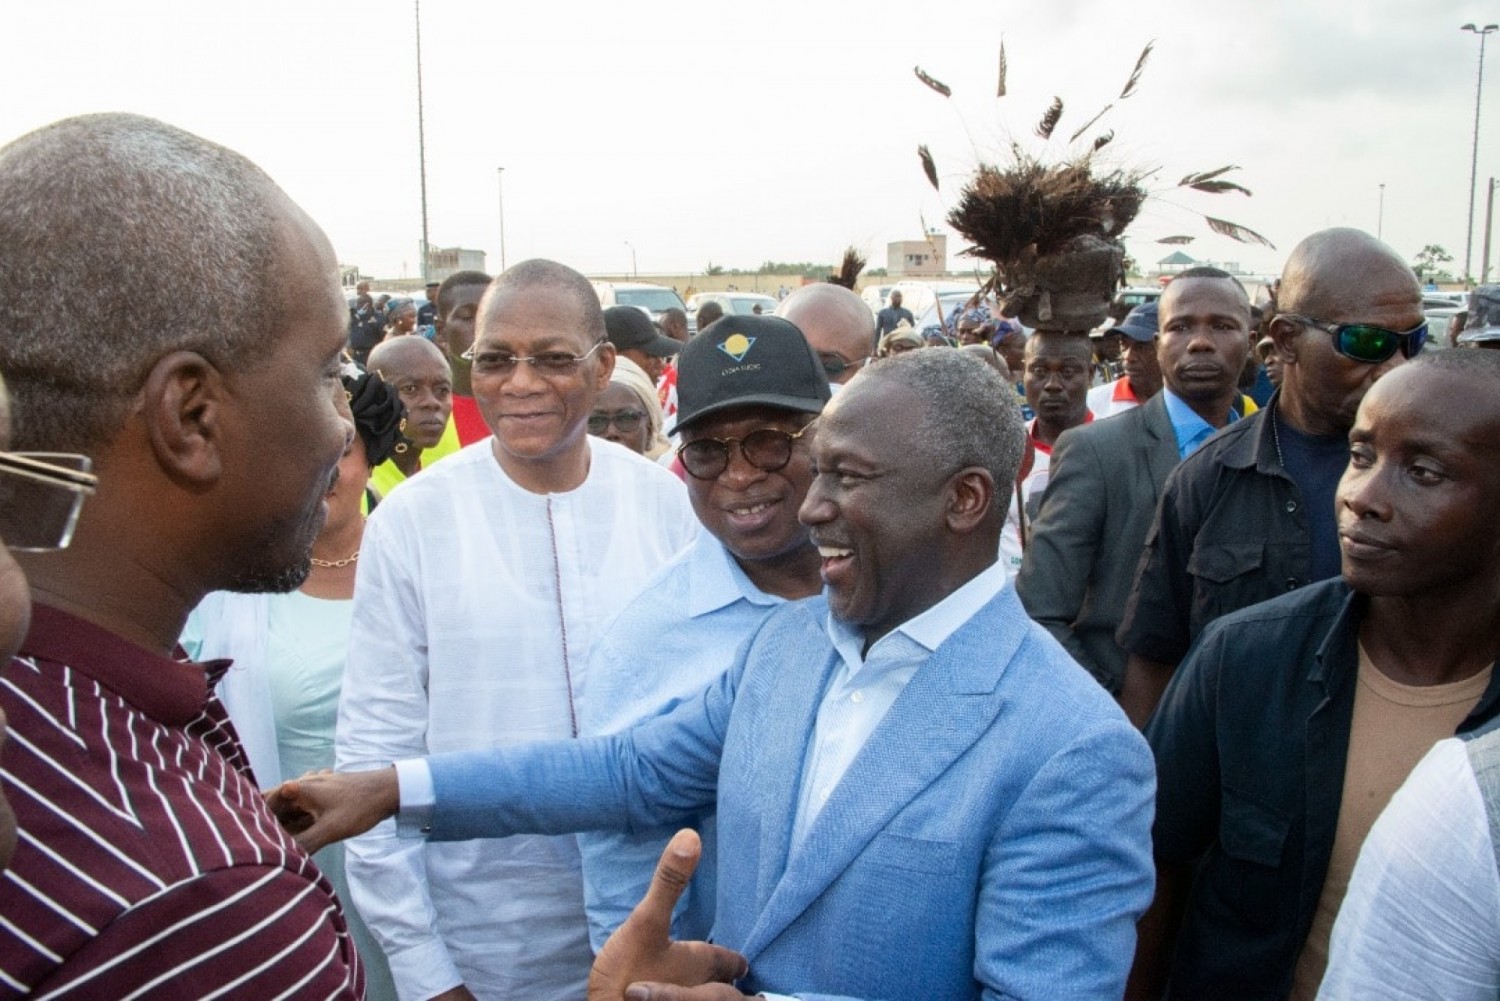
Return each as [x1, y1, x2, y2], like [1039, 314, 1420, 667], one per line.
[0, 115, 362, 998]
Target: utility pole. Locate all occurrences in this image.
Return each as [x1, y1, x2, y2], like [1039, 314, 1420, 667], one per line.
[1461, 24, 1497, 284]
[1377, 183, 1385, 240]
[497, 167, 507, 272]
[1484, 177, 1497, 284]
[415, 0, 431, 282]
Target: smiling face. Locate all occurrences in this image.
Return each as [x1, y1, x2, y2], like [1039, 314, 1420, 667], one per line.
[1156, 277, 1251, 407]
[799, 378, 951, 643]
[682, 406, 817, 580]
[470, 282, 614, 490]
[1337, 362, 1500, 599]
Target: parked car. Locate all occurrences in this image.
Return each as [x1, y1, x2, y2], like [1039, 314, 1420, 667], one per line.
[1424, 303, 1463, 349]
[1108, 286, 1162, 323]
[594, 281, 687, 323]
[685, 292, 779, 324]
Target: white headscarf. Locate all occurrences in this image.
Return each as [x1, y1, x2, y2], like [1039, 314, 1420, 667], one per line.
[609, 356, 671, 460]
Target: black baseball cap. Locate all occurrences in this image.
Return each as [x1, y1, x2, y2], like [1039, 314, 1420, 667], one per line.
[670, 315, 831, 434]
[604, 306, 681, 358]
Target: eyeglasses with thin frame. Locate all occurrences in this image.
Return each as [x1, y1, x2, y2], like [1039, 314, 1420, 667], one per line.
[1280, 314, 1427, 365]
[460, 340, 607, 377]
[677, 419, 816, 481]
[818, 353, 871, 378]
[0, 451, 98, 552]
[587, 409, 647, 435]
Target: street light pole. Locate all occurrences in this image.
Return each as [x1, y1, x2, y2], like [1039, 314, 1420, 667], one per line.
[415, 0, 431, 283]
[625, 240, 637, 278]
[1462, 23, 1498, 285]
[497, 167, 507, 272]
[1378, 183, 1385, 240]
[1484, 177, 1497, 283]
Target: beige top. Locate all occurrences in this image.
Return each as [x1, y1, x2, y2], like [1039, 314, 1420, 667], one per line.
[1291, 645, 1492, 999]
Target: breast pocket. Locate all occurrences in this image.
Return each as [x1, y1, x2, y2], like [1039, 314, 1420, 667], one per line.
[1187, 542, 1264, 629]
[1212, 784, 1290, 931]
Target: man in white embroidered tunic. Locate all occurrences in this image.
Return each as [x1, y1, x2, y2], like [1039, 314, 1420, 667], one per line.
[335, 259, 698, 1001]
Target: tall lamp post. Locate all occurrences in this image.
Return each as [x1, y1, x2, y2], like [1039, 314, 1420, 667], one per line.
[625, 240, 637, 278]
[415, 0, 431, 282]
[1378, 182, 1385, 240]
[1461, 23, 1498, 285]
[497, 167, 507, 272]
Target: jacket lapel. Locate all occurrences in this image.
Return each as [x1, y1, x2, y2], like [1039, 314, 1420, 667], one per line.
[1140, 394, 1180, 496]
[747, 621, 841, 910]
[740, 587, 1027, 959]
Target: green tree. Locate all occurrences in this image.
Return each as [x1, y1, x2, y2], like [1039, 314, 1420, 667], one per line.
[705, 262, 724, 276]
[1413, 244, 1453, 278]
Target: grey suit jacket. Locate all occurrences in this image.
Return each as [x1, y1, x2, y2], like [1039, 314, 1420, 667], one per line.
[1016, 393, 1180, 691]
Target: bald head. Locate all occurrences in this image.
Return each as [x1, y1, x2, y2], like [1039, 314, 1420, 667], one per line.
[483, 258, 605, 342]
[776, 284, 876, 383]
[367, 334, 451, 381]
[0, 113, 295, 451]
[1278, 228, 1422, 320]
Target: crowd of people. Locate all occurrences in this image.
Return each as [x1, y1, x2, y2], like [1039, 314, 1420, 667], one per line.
[1, 111, 1499, 1001]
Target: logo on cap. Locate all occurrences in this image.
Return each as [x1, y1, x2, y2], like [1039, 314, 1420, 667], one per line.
[717, 333, 755, 363]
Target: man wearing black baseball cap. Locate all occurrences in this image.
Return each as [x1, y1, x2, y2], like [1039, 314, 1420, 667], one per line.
[604, 304, 680, 384]
[1085, 300, 1163, 417]
[575, 314, 830, 951]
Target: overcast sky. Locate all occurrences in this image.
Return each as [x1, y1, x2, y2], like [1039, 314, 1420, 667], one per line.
[5, 0, 1495, 282]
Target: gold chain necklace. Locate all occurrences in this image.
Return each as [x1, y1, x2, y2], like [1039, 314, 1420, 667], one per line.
[309, 550, 359, 569]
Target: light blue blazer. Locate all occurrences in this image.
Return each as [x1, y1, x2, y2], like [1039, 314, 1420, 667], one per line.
[428, 585, 1155, 1000]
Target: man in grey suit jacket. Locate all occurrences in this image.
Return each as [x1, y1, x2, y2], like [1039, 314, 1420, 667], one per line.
[1017, 269, 1253, 693]
[274, 349, 1156, 1001]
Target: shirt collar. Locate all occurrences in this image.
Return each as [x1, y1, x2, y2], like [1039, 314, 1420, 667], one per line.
[826, 560, 1010, 664]
[18, 604, 226, 727]
[687, 534, 782, 618]
[1027, 412, 1094, 455]
[1113, 377, 1140, 403]
[1163, 387, 1239, 459]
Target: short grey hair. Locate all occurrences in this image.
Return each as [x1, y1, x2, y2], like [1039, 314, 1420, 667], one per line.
[864, 348, 1026, 497]
[0, 113, 287, 451]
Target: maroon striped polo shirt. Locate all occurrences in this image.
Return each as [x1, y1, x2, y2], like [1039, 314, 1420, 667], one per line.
[0, 604, 363, 999]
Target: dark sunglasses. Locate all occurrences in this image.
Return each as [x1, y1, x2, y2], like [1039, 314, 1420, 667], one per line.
[677, 420, 816, 480]
[1281, 314, 1427, 364]
[588, 410, 647, 434]
[817, 353, 870, 378]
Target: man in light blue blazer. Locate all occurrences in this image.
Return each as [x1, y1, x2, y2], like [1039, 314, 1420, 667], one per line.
[278, 349, 1157, 1001]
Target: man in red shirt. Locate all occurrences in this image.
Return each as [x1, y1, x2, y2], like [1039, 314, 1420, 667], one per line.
[0, 114, 362, 998]
[433, 269, 494, 447]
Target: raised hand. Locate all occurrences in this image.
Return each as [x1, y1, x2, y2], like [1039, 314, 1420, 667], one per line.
[588, 829, 749, 1001]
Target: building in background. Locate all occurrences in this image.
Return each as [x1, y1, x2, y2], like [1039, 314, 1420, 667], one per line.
[887, 232, 947, 277]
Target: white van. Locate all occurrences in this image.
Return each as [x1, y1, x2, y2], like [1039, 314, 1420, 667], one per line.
[594, 281, 686, 323]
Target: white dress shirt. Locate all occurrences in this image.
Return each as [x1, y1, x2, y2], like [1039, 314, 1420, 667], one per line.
[791, 561, 1010, 846]
[338, 438, 697, 1001]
